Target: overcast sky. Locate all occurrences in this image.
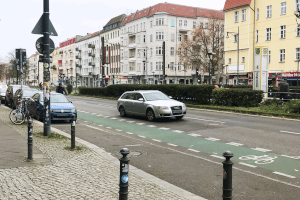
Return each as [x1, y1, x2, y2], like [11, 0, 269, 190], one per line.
[0, 0, 226, 62]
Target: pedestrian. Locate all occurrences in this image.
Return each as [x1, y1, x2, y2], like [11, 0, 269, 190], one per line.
[39, 82, 42, 90]
[56, 83, 68, 95]
[279, 78, 289, 102]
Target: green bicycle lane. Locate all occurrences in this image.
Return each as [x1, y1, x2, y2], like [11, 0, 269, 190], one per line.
[78, 111, 300, 178]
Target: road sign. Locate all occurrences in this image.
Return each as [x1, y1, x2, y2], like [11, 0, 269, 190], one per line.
[32, 14, 58, 36]
[36, 37, 55, 54]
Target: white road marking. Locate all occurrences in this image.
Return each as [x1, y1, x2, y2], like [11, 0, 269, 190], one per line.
[167, 143, 178, 147]
[84, 121, 88, 123]
[91, 113, 96, 115]
[281, 155, 300, 160]
[98, 125, 103, 127]
[239, 162, 257, 168]
[280, 130, 300, 135]
[187, 133, 201, 137]
[136, 123, 145, 125]
[273, 172, 296, 179]
[159, 127, 170, 130]
[152, 139, 161, 142]
[227, 142, 244, 147]
[126, 132, 133, 135]
[97, 114, 102, 117]
[127, 121, 135, 123]
[119, 119, 126, 121]
[188, 149, 200, 153]
[110, 118, 118, 120]
[115, 129, 122, 132]
[173, 130, 184, 133]
[252, 148, 272, 152]
[138, 135, 146, 138]
[205, 137, 220, 141]
[209, 123, 220, 126]
[185, 116, 225, 124]
[125, 144, 142, 147]
[103, 116, 110, 118]
[147, 125, 157, 128]
[210, 155, 224, 159]
[106, 127, 112, 129]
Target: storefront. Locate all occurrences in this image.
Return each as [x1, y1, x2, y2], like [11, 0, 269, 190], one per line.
[228, 72, 251, 85]
[276, 72, 300, 86]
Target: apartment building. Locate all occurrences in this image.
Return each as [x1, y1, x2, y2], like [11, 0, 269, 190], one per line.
[75, 31, 101, 88]
[120, 3, 224, 84]
[50, 47, 59, 85]
[27, 52, 42, 86]
[59, 35, 83, 86]
[100, 14, 126, 85]
[224, 0, 300, 86]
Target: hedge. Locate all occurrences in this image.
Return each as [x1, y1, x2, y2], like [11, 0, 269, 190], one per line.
[212, 88, 263, 107]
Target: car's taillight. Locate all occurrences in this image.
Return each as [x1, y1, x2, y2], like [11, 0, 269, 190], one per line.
[17, 101, 22, 104]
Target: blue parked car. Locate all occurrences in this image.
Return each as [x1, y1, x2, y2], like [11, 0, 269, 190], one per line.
[27, 92, 77, 122]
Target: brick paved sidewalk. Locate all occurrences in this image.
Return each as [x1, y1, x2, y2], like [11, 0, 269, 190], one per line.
[0, 106, 205, 200]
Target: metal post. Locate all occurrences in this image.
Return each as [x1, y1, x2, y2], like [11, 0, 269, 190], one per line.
[43, 0, 51, 136]
[209, 57, 211, 85]
[119, 148, 130, 200]
[71, 115, 76, 149]
[226, 65, 228, 85]
[222, 151, 234, 200]
[27, 118, 33, 160]
[237, 27, 239, 85]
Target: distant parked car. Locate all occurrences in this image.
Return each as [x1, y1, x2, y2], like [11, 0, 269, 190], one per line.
[0, 82, 8, 103]
[27, 92, 77, 122]
[12, 88, 39, 109]
[5, 85, 30, 108]
[117, 90, 187, 121]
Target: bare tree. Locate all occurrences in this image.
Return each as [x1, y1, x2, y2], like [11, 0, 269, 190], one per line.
[178, 15, 224, 84]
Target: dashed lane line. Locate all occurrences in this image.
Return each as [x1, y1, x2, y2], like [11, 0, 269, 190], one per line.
[159, 127, 170, 130]
[280, 130, 300, 135]
[205, 137, 220, 141]
[138, 135, 146, 138]
[188, 149, 200, 153]
[127, 121, 136, 123]
[115, 129, 122, 132]
[185, 116, 226, 124]
[167, 143, 178, 147]
[152, 139, 162, 142]
[187, 133, 201, 137]
[227, 142, 244, 147]
[173, 130, 184, 133]
[239, 162, 257, 168]
[273, 172, 296, 179]
[210, 155, 224, 159]
[136, 123, 145, 125]
[252, 148, 272, 152]
[126, 132, 133, 135]
[147, 125, 157, 128]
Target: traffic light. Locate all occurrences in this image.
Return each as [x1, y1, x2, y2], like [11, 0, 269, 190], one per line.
[22, 51, 27, 69]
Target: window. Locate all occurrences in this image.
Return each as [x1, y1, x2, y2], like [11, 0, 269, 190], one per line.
[156, 47, 162, 55]
[179, 20, 182, 26]
[242, 10, 246, 21]
[171, 33, 175, 42]
[266, 28, 272, 40]
[143, 22, 145, 30]
[178, 34, 182, 41]
[178, 62, 181, 71]
[256, 30, 259, 42]
[242, 57, 245, 63]
[143, 35, 146, 43]
[184, 20, 187, 26]
[281, 2, 286, 15]
[156, 32, 164, 40]
[228, 58, 231, 64]
[150, 62, 153, 71]
[200, 23, 203, 28]
[156, 18, 164, 25]
[156, 61, 162, 70]
[269, 51, 271, 63]
[150, 34, 153, 42]
[204, 23, 208, 29]
[170, 47, 174, 55]
[150, 48, 152, 57]
[266, 5, 272, 18]
[171, 19, 175, 27]
[234, 11, 239, 23]
[280, 25, 286, 39]
[234, 34, 238, 43]
[257, 8, 259, 20]
[137, 63, 141, 71]
[193, 21, 196, 28]
[279, 49, 285, 62]
[170, 62, 174, 71]
[297, 24, 300, 36]
[296, 48, 300, 60]
[150, 21, 152, 28]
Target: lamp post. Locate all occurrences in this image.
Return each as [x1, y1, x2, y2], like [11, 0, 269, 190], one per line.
[223, 64, 228, 85]
[227, 27, 239, 85]
[207, 52, 215, 85]
[297, 59, 300, 99]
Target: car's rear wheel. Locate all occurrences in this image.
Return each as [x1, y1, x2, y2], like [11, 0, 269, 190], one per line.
[175, 116, 183, 120]
[119, 106, 126, 117]
[146, 109, 155, 122]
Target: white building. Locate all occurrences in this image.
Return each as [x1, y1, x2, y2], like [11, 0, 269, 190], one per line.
[28, 52, 42, 86]
[75, 31, 101, 88]
[120, 2, 224, 84]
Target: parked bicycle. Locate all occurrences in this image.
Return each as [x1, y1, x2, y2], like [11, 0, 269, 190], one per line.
[9, 98, 31, 125]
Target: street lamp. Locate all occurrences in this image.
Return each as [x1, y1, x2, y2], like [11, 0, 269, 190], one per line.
[207, 52, 215, 85]
[227, 27, 239, 85]
[223, 64, 228, 85]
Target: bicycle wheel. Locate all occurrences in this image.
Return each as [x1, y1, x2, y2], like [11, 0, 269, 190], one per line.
[9, 109, 25, 125]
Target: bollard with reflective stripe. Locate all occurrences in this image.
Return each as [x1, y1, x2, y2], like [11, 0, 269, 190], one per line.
[28, 118, 33, 160]
[119, 148, 130, 200]
[71, 115, 76, 149]
[222, 151, 234, 200]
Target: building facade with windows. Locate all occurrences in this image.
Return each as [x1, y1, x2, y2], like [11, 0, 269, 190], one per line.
[75, 31, 101, 88]
[224, 0, 300, 86]
[120, 3, 224, 84]
[27, 52, 42, 86]
[50, 47, 59, 85]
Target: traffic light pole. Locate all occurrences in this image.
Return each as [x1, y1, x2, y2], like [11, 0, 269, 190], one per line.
[43, 0, 51, 136]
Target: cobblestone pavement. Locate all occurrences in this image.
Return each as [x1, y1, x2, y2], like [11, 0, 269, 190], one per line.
[0, 106, 197, 200]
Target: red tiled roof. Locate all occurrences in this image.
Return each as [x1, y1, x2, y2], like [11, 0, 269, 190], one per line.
[133, 7, 150, 21]
[223, 0, 252, 11]
[197, 8, 224, 19]
[121, 13, 135, 26]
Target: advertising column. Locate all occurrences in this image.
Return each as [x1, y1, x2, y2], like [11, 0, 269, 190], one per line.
[253, 47, 268, 98]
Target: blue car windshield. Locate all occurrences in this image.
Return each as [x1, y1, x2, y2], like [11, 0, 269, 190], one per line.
[40, 94, 69, 103]
[143, 92, 170, 101]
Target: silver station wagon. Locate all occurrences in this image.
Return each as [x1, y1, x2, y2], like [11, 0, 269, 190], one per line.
[117, 90, 187, 121]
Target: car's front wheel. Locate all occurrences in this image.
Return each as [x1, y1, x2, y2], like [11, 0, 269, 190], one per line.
[119, 106, 126, 117]
[146, 109, 155, 122]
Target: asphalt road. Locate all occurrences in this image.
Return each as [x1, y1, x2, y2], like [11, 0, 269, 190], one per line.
[52, 96, 300, 200]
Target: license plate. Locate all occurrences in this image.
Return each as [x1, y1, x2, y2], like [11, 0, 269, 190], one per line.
[173, 110, 182, 114]
[57, 113, 68, 116]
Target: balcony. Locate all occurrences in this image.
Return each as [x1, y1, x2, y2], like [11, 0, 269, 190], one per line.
[88, 52, 95, 57]
[128, 43, 136, 49]
[129, 57, 136, 62]
[89, 62, 95, 67]
[128, 32, 136, 37]
[179, 27, 189, 33]
[89, 72, 94, 76]
[88, 44, 95, 48]
[76, 64, 82, 68]
[76, 55, 82, 60]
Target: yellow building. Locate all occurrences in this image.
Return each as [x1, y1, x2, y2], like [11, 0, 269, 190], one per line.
[50, 47, 60, 85]
[224, 0, 300, 86]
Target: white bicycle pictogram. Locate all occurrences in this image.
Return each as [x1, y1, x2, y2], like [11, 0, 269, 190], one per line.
[239, 155, 277, 164]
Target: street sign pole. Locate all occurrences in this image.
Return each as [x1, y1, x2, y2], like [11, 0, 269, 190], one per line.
[43, 0, 51, 136]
